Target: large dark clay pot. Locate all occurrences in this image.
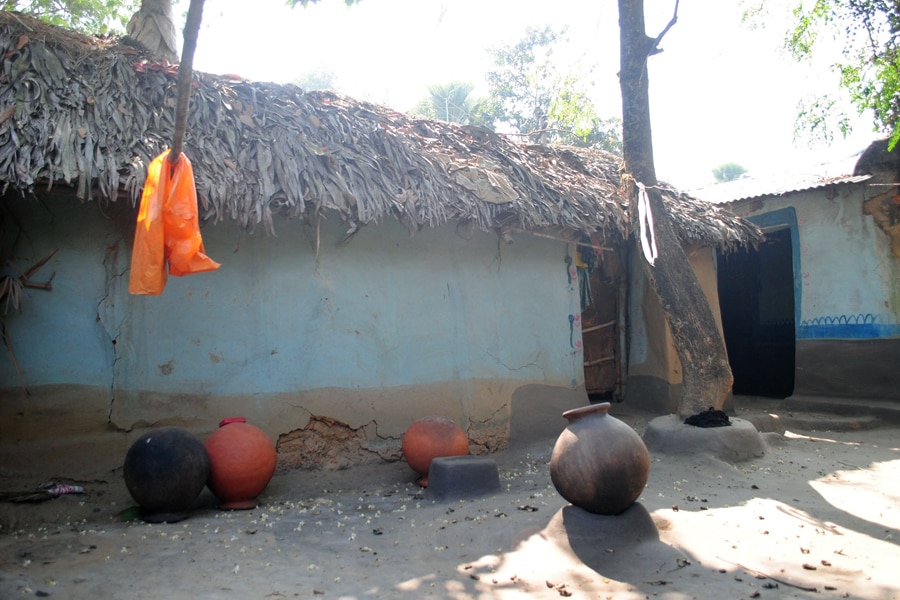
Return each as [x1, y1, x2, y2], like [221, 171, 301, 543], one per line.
[205, 417, 277, 510]
[402, 416, 469, 487]
[549, 402, 650, 515]
[123, 427, 211, 523]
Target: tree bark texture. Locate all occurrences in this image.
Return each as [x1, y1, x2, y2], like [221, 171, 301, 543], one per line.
[170, 0, 206, 162]
[617, 0, 733, 417]
[126, 0, 179, 62]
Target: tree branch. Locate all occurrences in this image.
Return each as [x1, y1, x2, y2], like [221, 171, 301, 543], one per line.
[21, 248, 57, 280]
[1, 322, 28, 396]
[506, 127, 580, 139]
[170, 0, 206, 163]
[717, 558, 819, 593]
[648, 0, 679, 56]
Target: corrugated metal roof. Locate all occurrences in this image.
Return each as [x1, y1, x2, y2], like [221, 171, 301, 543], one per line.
[692, 172, 872, 205]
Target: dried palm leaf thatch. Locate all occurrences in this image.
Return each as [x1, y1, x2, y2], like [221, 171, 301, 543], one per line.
[0, 11, 762, 249]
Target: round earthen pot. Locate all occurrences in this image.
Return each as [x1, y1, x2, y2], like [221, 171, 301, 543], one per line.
[205, 417, 277, 509]
[549, 402, 650, 515]
[401, 416, 469, 486]
[123, 427, 211, 523]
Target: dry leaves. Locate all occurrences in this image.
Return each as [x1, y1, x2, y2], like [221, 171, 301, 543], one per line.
[0, 12, 761, 250]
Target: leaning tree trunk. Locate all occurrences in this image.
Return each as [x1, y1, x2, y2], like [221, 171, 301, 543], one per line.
[617, 0, 733, 417]
[126, 0, 179, 62]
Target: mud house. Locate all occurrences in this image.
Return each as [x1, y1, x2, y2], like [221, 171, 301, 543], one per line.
[701, 140, 900, 402]
[0, 13, 760, 470]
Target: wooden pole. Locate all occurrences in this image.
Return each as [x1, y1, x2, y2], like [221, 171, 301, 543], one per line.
[169, 0, 206, 163]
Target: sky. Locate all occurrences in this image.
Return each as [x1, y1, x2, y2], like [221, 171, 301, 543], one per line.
[176, 0, 879, 191]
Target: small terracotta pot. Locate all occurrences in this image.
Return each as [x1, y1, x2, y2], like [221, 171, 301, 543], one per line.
[550, 402, 650, 515]
[123, 427, 210, 523]
[205, 417, 277, 510]
[401, 416, 469, 486]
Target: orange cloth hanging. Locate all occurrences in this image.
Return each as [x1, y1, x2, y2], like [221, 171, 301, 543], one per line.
[129, 150, 220, 295]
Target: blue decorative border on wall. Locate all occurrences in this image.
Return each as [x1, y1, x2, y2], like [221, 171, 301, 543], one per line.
[798, 314, 900, 339]
[743, 207, 900, 341]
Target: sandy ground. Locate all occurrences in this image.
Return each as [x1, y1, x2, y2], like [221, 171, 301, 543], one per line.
[1, 399, 899, 600]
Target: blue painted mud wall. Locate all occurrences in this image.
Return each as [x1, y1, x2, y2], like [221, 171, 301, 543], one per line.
[732, 184, 900, 399]
[0, 195, 586, 459]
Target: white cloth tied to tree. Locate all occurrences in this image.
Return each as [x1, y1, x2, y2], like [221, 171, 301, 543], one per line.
[636, 181, 658, 266]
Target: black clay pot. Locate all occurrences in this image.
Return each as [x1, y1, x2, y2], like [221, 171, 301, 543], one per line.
[123, 427, 211, 523]
[549, 402, 650, 515]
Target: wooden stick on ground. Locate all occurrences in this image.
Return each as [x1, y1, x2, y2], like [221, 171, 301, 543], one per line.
[717, 557, 818, 592]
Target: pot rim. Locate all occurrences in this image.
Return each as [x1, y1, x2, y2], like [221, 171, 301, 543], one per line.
[562, 402, 611, 422]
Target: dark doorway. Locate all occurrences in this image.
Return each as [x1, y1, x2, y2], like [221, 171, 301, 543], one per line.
[717, 227, 796, 398]
[580, 243, 625, 402]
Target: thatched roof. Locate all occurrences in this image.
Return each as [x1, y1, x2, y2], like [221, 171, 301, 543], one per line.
[0, 11, 760, 249]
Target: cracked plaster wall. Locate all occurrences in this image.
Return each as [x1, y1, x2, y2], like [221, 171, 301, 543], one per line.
[736, 185, 900, 335]
[729, 183, 900, 399]
[1, 194, 586, 465]
[625, 242, 725, 413]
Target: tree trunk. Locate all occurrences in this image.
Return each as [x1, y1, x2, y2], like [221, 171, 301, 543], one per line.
[126, 0, 179, 62]
[617, 0, 733, 417]
[169, 0, 206, 161]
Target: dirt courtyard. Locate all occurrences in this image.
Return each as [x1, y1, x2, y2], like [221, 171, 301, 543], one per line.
[1, 397, 899, 599]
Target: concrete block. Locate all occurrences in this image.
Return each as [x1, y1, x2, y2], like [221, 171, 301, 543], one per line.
[425, 456, 501, 501]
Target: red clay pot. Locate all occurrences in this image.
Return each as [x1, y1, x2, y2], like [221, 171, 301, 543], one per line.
[401, 416, 469, 487]
[549, 402, 650, 515]
[205, 417, 277, 509]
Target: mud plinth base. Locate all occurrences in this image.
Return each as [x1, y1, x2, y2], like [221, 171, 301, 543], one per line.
[642, 415, 765, 462]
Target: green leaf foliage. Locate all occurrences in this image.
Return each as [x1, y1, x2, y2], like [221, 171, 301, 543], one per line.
[5, 0, 139, 34]
[711, 162, 748, 183]
[786, 0, 900, 149]
[481, 26, 622, 154]
[293, 67, 339, 92]
[410, 82, 490, 126]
